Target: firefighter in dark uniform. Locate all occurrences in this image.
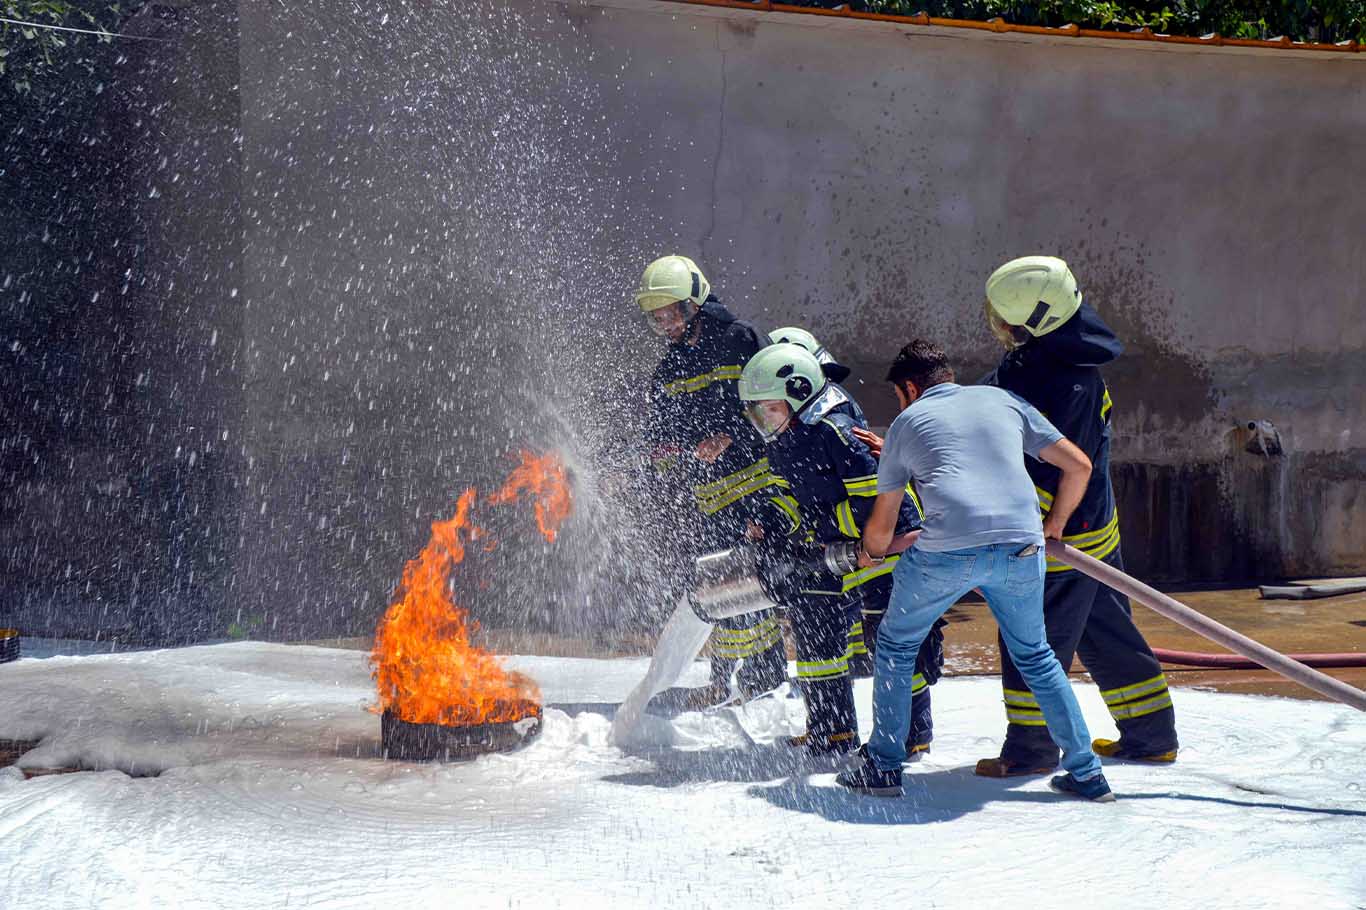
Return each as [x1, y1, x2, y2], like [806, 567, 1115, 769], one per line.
[767, 327, 878, 678]
[739, 343, 943, 759]
[636, 255, 788, 705]
[976, 255, 1179, 776]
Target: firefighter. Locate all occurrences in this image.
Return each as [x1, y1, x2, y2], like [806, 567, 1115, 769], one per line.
[977, 255, 1179, 775]
[738, 343, 942, 759]
[768, 327, 872, 676]
[636, 255, 789, 706]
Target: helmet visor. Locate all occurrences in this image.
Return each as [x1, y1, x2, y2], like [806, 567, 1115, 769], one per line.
[645, 300, 692, 339]
[743, 400, 792, 443]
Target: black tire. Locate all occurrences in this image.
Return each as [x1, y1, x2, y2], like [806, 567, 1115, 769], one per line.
[0, 630, 18, 664]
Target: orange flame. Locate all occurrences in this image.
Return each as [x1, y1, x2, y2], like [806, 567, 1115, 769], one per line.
[370, 451, 573, 725]
[487, 450, 573, 543]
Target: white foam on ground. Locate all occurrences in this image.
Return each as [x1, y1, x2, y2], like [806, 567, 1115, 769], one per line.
[1, 642, 1363, 909]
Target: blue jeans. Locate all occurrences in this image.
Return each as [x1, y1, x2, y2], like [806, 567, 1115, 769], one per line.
[869, 542, 1103, 781]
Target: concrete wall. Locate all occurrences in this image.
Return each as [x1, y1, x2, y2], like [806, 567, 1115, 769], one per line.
[1, 1, 244, 642]
[566, 0, 1366, 581]
[3, 0, 1362, 642]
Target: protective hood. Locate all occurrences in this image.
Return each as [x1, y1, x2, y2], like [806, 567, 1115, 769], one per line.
[697, 297, 733, 326]
[797, 383, 851, 427]
[819, 361, 852, 384]
[1014, 302, 1123, 368]
[666, 296, 730, 350]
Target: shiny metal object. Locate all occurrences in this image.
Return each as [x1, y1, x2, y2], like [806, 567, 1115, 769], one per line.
[689, 547, 783, 622]
[821, 539, 861, 576]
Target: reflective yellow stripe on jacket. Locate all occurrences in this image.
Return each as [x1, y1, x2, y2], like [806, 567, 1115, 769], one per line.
[840, 555, 898, 593]
[1047, 511, 1121, 572]
[693, 458, 787, 516]
[834, 477, 918, 540]
[1035, 484, 1121, 572]
[769, 493, 802, 536]
[664, 365, 744, 397]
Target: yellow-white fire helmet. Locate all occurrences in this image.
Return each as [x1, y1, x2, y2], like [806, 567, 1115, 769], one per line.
[738, 343, 827, 442]
[985, 256, 1083, 346]
[769, 326, 832, 364]
[634, 255, 711, 313]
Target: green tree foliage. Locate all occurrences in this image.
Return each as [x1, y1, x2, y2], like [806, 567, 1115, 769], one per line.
[1, 1, 126, 94]
[855, 0, 1366, 42]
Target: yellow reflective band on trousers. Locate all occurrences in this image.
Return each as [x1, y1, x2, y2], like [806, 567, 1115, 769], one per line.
[911, 673, 928, 694]
[711, 618, 784, 659]
[847, 621, 868, 657]
[797, 647, 852, 680]
[1100, 384, 1113, 422]
[1101, 674, 1173, 721]
[840, 555, 898, 593]
[664, 365, 744, 397]
[1046, 511, 1121, 573]
[1003, 687, 1047, 726]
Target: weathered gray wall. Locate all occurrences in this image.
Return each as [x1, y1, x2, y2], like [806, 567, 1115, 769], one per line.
[564, 0, 1366, 581]
[4, 0, 1363, 643]
[1, 1, 243, 642]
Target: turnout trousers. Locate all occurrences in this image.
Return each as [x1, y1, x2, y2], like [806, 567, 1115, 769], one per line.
[998, 549, 1178, 766]
[788, 596, 859, 748]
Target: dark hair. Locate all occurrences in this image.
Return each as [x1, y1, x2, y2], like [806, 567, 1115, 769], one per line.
[885, 339, 955, 390]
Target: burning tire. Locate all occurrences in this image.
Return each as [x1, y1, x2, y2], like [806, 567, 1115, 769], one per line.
[381, 706, 543, 762]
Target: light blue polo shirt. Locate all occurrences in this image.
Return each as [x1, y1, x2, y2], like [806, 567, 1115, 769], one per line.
[876, 382, 1063, 552]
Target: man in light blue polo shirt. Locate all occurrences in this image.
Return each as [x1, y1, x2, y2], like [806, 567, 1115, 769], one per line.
[835, 339, 1114, 802]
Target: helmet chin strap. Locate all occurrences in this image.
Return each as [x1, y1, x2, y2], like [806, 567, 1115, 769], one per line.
[679, 300, 705, 344]
[766, 413, 793, 442]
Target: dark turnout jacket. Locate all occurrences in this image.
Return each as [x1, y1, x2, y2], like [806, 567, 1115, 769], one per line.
[981, 302, 1123, 567]
[645, 299, 775, 521]
[765, 385, 922, 596]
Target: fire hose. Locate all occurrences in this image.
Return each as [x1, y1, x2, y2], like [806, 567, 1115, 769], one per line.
[1151, 649, 1366, 670]
[1047, 541, 1366, 712]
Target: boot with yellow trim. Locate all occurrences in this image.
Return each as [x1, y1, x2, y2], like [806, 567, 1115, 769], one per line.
[1092, 738, 1178, 763]
[785, 729, 861, 768]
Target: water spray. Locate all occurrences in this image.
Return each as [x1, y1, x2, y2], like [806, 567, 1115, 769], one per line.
[611, 532, 920, 744]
